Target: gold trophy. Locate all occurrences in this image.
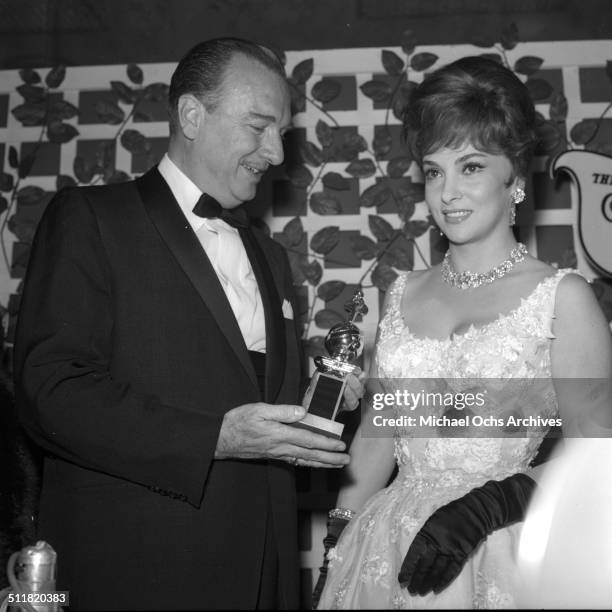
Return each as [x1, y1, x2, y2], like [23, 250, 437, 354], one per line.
[295, 290, 368, 439]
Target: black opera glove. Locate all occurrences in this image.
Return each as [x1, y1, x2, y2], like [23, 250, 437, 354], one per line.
[312, 514, 351, 609]
[398, 473, 536, 596]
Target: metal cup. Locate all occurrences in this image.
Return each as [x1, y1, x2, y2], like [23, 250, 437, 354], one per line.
[12, 541, 58, 612]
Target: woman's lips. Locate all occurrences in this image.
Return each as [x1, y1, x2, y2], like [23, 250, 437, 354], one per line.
[443, 210, 472, 223]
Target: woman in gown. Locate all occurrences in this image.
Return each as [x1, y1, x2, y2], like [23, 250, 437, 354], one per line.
[313, 56, 612, 609]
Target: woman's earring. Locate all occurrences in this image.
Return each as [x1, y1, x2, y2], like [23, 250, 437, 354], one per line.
[509, 204, 516, 226]
[509, 187, 526, 225]
[512, 187, 526, 204]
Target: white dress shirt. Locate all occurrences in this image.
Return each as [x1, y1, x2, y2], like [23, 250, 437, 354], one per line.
[157, 154, 266, 352]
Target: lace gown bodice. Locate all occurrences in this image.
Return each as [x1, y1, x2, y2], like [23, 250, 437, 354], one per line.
[380, 271, 563, 489]
[317, 269, 572, 610]
[376, 269, 560, 380]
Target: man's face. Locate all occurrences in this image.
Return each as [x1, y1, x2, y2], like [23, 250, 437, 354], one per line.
[185, 54, 292, 208]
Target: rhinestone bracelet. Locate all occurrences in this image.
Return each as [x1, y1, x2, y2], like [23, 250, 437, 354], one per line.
[328, 507, 356, 521]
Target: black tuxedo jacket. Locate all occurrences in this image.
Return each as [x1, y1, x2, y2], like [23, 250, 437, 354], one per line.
[14, 168, 303, 610]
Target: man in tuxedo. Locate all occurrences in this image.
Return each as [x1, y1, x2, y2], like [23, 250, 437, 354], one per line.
[14, 38, 360, 610]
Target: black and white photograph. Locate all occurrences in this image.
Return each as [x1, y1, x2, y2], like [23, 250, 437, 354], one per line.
[1, 1, 611, 609]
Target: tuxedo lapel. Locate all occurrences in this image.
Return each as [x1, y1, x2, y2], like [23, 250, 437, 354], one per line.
[239, 228, 286, 403]
[136, 168, 258, 390]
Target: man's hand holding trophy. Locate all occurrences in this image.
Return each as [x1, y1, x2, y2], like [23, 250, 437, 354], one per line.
[294, 290, 368, 438]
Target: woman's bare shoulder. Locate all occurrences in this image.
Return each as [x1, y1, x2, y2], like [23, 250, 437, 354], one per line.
[403, 266, 435, 286]
[523, 256, 557, 278]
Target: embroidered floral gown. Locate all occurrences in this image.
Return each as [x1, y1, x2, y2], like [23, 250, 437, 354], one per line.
[317, 269, 572, 610]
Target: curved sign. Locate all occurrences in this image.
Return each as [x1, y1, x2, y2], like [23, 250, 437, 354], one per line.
[552, 150, 612, 277]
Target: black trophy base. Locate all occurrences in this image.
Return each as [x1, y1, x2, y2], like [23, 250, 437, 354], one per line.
[293, 370, 347, 439]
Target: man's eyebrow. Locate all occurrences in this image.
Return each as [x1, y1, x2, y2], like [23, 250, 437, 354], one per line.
[247, 111, 276, 122]
[247, 111, 293, 132]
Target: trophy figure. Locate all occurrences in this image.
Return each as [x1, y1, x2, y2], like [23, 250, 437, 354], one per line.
[295, 290, 368, 439]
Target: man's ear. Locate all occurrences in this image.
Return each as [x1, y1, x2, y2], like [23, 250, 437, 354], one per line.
[177, 94, 204, 140]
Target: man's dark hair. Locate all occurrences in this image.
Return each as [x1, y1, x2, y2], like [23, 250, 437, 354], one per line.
[168, 37, 286, 132]
[403, 56, 537, 180]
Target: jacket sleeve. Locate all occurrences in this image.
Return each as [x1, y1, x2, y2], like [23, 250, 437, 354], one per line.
[14, 187, 223, 507]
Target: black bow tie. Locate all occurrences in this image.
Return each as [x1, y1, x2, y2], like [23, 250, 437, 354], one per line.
[192, 193, 249, 228]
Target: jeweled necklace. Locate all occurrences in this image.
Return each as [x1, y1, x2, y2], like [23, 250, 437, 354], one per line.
[441, 243, 528, 290]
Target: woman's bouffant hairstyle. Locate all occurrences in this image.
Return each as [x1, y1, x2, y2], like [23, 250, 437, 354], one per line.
[168, 37, 286, 133]
[403, 56, 537, 180]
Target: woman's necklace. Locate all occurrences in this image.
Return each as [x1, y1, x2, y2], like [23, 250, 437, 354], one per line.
[441, 242, 528, 290]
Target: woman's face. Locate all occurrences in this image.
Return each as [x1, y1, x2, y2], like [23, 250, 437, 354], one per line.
[422, 143, 522, 245]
